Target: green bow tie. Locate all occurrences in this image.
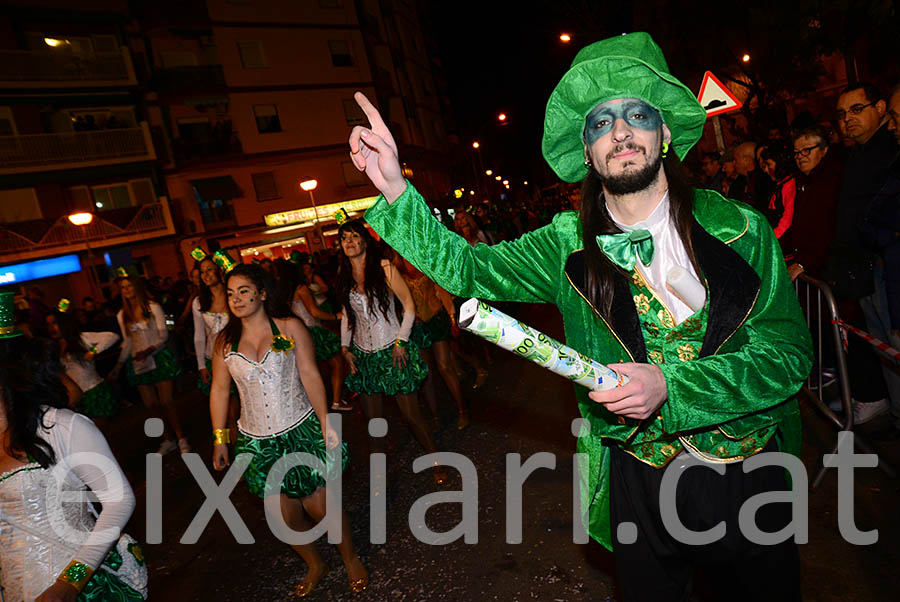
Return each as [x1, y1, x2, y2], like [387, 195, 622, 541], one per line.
[595, 229, 655, 271]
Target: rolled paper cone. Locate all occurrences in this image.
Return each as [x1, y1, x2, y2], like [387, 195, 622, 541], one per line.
[458, 298, 627, 391]
[666, 266, 706, 312]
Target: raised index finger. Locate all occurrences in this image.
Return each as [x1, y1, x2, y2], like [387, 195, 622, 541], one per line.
[354, 91, 388, 133]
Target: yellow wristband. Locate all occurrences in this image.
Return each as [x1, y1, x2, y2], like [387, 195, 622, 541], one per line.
[58, 560, 93, 592]
[213, 428, 231, 445]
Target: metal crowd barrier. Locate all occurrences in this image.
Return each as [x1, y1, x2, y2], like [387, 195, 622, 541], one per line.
[794, 272, 895, 488]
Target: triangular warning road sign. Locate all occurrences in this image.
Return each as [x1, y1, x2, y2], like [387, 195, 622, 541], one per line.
[697, 71, 743, 117]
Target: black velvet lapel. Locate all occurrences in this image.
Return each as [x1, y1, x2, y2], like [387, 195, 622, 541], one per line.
[564, 219, 760, 362]
[564, 249, 647, 362]
[692, 220, 760, 357]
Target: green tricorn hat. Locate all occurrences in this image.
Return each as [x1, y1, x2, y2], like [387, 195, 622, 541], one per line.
[212, 249, 238, 273]
[190, 246, 208, 263]
[542, 32, 707, 183]
[113, 265, 138, 280]
[0, 291, 23, 339]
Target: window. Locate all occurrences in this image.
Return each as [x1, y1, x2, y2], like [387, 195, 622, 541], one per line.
[342, 161, 367, 187]
[252, 172, 280, 201]
[160, 51, 197, 69]
[70, 178, 154, 212]
[328, 40, 353, 67]
[237, 41, 266, 68]
[0, 107, 17, 136]
[342, 99, 366, 126]
[253, 105, 282, 133]
[0, 188, 41, 222]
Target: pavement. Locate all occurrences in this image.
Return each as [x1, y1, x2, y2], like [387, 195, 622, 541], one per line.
[102, 303, 900, 601]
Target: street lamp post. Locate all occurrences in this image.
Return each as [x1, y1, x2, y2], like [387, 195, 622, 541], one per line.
[299, 178, 324, 251]
[68, 212, 101, 299]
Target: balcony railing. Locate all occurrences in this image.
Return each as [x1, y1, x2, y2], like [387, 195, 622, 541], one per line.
[0, 47, 136, 87]
[0, 122, 156, 174]
[0, 201, 175, 263]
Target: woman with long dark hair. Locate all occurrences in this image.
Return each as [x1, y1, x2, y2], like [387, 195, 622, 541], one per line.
[291, 269, 352, 412]
[0, 311, 147, 601]
[209, 263, 367, 596]
[47, 309, 120, 429]
[107, 271, 189, 455]
[336, 220, 445, 484]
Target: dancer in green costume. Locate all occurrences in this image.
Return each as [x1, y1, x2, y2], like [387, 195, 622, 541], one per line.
[210, 263, 367, 597]
[108, 270, 189, 455]
[347, 32, 812, 601]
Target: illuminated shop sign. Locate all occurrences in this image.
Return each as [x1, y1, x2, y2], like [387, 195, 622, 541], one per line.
[264, 196, 379, 227]
[0, 254, 81, 285]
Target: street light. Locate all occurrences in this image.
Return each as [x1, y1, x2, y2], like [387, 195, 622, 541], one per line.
[485, 169, 493, 176]
[559, 33, 572, 43]
[494, 176, 502, 181]
[472, 141, 480, 149]
[299, 179, 324, 249]
[742, 54, 750, 62]
[498, 113, 507, 122]
[68, 212, 93, 226]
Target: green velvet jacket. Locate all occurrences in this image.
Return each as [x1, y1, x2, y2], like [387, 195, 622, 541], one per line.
[365, 183, 812, 551]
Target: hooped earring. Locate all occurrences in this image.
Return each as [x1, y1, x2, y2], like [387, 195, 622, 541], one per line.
[661, 141, 669, 158]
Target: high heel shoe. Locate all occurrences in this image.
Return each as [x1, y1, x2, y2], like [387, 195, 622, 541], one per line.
[473, 368, 489, 389]
[295, 566, 329, 598]
[456, 410, 470, 430]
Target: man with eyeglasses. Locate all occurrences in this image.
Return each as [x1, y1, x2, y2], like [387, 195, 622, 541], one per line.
[826, 83, 899, 424]
[858, 81, 900, 430]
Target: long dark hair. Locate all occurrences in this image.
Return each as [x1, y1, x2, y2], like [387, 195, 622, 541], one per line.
[55, 311, 87, 363]
[117, 276, 154, 328]
[335, 219, 393, 333]
[217, 263, 291, 352]
[0, 337, 68, 467]
[196, 257, 224, 313]
[580, 153, 700, 316]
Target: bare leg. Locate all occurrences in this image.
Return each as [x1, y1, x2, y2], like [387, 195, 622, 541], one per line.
[302, 488, 367, 585]
[418, 346, 440, 427]
[359, 394, 385, 453]
[137, 384, 173, 440]
[326, 356, 345, 407]
[280, 494, 327, 594]
[155, 379, 184, 440]
[434, 340, 468, 427]
[395, 393, 437, 454]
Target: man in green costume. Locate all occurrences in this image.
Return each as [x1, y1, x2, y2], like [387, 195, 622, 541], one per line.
[348, 32, 811, 601]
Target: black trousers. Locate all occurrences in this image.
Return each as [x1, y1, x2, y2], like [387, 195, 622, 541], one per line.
[609, 442, 801, 602]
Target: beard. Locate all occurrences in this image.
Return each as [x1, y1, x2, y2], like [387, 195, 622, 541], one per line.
[597, 142, 663, 195]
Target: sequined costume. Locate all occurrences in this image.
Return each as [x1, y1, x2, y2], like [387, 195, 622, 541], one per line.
[116, 302, 181, 386]
[0, 408, 147, 600]
[62, 331, 120, 418]
[340, 272, 428, 395]
[292, 300, 340, 363]
[192, 296, 229, 395]
[224, 319, 348, 499]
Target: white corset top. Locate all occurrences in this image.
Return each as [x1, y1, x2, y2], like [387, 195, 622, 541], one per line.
[225, 346, 313, 438]
[292, 300, 319, 329]
[0, 464, 95, 601]
[201, 311, 229, 359]
[349, 288, 399, 352]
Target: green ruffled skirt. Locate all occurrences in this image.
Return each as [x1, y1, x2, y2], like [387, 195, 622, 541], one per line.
[125, 347, 182, 387]
[77, 381, 117, 418]
[344, 343, 428, 395]
[236, 412, 349, 499]
[410, 309, 453, 349]
[310, 325, 340, 362]
[80, 536, 147, 600]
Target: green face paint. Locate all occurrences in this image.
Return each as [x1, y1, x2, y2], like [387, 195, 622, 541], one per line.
[583, 99, 661, 146]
